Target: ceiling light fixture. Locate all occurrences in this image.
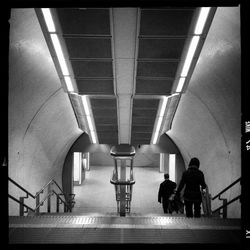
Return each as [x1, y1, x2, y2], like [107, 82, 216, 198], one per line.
[176, 77, 186, 93]
[181, 35, 200, 77]
[81, 95, 97, 144]
[153, 97, 168, 144]
[194, 7, 211, 35]
[81, 95, 90, 116]
[41, 8, 56, 32]
[64, 76, 74, 92]
[50, 34, 70, 76]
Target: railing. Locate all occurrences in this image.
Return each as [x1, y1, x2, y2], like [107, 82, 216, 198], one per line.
[211, 177, 241, 218]
[8, 177, 75, 216]
[110, 168, 135, 214]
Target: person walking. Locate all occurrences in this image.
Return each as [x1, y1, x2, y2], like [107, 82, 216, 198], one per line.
[175, 157, 207, 218]
[158, 173, 177, 214]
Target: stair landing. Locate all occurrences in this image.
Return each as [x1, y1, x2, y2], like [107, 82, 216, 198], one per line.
[9, 215, 241, 244]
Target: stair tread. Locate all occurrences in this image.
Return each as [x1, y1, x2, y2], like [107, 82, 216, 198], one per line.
[9, 215, 241, 230]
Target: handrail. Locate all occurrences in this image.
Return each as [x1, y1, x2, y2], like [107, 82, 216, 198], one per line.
[8, 176, 74, 216]
[34, 190, 71, 211]
[52, 190, 71, 209]
[8, 194, 35, 212]
[8, 177, 35, 199]
[210, 177, 241, 218]
[110, 179, 135, 185]
[212, 195, 241, 214]
[212, 177, 241, 200]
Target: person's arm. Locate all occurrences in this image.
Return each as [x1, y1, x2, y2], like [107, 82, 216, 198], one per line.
[158, 184, 162, 203]
[176, 173, 185, 195]
[200, 172, 207, 190]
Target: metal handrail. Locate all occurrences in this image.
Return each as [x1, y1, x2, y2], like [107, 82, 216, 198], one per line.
[8, 177, 74, 215]
[34, 190, 71, 211]
[110, 179, 135, 185]
[212, 195, 241, 214]
[211, 177, 241, 218]
[8, 177, 35, 199]
[35, 179, 54, 197]
[8, 194, 35, 212]
[212, 177, 241, 200]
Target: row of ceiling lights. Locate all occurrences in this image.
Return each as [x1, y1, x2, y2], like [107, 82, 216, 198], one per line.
[41, 8, 97, 143]
[41, 7, 210, 146]
[152, 7, 211, 144]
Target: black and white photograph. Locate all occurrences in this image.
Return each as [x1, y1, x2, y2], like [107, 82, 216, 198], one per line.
[6, 0, 247, 248]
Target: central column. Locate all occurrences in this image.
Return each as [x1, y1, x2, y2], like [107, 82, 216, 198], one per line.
[120, 159, 127, 216]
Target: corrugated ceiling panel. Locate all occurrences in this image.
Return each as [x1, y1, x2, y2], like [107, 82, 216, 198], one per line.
[77, 79, 114, 95]
[136, 79, 173, 95]
[71, 61, 113, 78]
[64, 37, 112, 59]
[137, 61, 178, 78]
[56, 8, 111, 35]
[131, 99, 159, 145]
[90, 98, 118, 145]
[140, 8, 196, 36]
[138, 38, 186, 59]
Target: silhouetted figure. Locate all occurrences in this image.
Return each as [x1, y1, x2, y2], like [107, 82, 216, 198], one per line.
[158, 173, 177, 214]
[176, 157, 207, 218]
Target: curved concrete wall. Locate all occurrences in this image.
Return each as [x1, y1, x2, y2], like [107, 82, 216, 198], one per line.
[167, 7, 241, 217]
[8, 9, 82, 215]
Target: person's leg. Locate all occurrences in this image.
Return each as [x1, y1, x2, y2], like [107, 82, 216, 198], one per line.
[194, 200, 202, 217]
[184, 200, 193, 217]
[162, 198, 169, 213]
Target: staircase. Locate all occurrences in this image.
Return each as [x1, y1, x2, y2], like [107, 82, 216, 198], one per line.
[8, 176, 242, 245]
[9, 214, 241, 244]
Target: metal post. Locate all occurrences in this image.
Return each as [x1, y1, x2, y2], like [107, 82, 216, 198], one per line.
[19, 197, 24, 216]
[222, 199, 227, 218]
[56, 195, 59, 213]
[120, 159, 126, 216]
[36, 192, 40, 215]
[47, 183, 51, 213]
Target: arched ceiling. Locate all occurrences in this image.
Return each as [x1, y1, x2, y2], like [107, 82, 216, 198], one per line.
[35, 7, 216, 147]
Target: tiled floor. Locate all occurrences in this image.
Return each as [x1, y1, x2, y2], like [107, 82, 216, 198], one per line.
[73, 166, 165, 215]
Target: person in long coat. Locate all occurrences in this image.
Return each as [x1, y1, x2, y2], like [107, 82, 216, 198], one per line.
[176, 157, 207, 218]
[158, 173, 177, 214]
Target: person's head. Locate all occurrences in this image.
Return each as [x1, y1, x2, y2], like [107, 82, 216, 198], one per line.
[164, 173, 169, 179]
[188, 157, 200, 168]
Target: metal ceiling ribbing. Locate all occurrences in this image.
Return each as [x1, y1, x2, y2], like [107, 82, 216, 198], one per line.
[37, 7, 216, 147]
[56, 8, 118, 145]
[131, 8, 196, 145]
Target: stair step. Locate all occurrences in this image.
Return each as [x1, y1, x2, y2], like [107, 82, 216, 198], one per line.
[9, 215, 240, 229]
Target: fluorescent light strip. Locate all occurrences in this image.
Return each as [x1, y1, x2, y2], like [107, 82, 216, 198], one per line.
[153, 116, 163, 144]
[50, 34, 69, 75]
[159, 96, 168, 117]
[86, 116, 94, 131]
[153, 97, 168, 144]
[81, 96, 97, 143]
[90, 131, 97, 144]
[81, 96, 90, 116]
[41, 8, 56, 32]
[194, 7, 211, 35]
[64, 76, 74, 92]
[181, 36, 200, 77]
[176, 77, 186, 93]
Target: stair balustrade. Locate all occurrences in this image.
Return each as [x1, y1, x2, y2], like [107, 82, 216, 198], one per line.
[8, 177, 75, 216]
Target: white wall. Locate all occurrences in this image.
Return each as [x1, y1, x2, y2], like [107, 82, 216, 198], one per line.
[168, 7, 241, 217]
[8, 9, 82, 215]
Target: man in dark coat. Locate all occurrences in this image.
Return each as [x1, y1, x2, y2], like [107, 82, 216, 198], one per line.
[176, 157, 207, 218]
[158, 173, 177, 214]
